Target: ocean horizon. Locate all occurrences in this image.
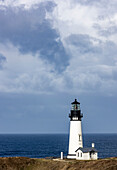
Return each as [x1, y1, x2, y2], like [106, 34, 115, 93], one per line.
[0, 133, 117, 159]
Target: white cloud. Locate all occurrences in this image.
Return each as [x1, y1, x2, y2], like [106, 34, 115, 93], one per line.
[46, 1, 98, 40]
[46, 0, 117, 44]
[0, 0, 117, 95]
[46, 0, 117, 95]
[1, 0, 117, 43]
[0, 43, 63, 93]
[0, 41, 117, 95]
[62, 64, 117, 95]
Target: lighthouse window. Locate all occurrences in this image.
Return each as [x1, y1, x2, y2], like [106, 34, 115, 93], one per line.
[78, 152, 79, 157]
[81, 153, 82, 157]
[79, 135, 81, 141]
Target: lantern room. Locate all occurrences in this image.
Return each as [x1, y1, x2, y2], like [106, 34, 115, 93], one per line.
[69, 99, 83, 121]
[71, 99, 80, 111]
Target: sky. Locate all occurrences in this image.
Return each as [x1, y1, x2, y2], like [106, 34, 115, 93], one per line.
[0, 0, 117, 133]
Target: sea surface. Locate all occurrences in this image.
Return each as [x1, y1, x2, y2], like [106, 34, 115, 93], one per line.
[0, 134, 117, 158]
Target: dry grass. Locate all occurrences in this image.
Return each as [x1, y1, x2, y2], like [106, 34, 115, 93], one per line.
[0, 157, 117, 170]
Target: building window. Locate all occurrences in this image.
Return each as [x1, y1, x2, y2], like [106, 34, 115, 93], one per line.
[78, 152, 79, 157]
[81, 153, 82, 157]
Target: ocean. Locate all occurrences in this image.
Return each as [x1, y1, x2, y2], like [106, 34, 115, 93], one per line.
[0, 134, 117, 158]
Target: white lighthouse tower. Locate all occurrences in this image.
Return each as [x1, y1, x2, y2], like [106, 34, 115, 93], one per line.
[67, 99, 83, 159]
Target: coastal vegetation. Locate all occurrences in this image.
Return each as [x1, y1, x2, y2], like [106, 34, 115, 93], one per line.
[0, 157, 117, 170]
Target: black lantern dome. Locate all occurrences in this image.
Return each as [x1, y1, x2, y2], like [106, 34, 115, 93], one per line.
[69, 99, 83, 121]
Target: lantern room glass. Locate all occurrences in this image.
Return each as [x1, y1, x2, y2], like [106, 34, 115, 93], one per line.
[72, 104, 80, 110]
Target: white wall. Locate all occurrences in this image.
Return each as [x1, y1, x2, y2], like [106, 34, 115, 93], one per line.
[76, 150, 90, 160]
[83, 153, 90, 160]
[90, 152, 98, 160]
[76, 151, 98, 160]
[68, 120, 83, 158]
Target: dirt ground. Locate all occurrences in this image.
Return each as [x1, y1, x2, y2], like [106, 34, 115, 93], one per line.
[0, 157, 117, 170]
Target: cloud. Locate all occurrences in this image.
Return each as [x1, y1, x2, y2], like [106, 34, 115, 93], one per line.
[0, 0, 117, 95]
[0, 43, 60, 93]
[0, 41, 117, 95]
[0, 0, 49, 9]
[0, 53, 6, 69]
[60, 33, 117, 95]
[47, 0, 117, 44]
[0, 2, 68, 71]
[0, 0, 117, 134]
[45, 0, 117, 95]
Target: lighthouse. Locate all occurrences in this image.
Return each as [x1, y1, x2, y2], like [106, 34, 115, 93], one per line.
[67, 99, 83, 159]
[67, 99, 98, 160]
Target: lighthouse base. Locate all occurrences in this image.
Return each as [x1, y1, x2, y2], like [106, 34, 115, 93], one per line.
[67, 154, 76, 159]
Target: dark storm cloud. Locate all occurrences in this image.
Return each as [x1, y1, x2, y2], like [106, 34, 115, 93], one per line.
[0, 2, 68, 71]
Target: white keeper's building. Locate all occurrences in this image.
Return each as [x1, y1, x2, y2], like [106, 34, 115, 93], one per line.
[67, 99, 98, 160]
